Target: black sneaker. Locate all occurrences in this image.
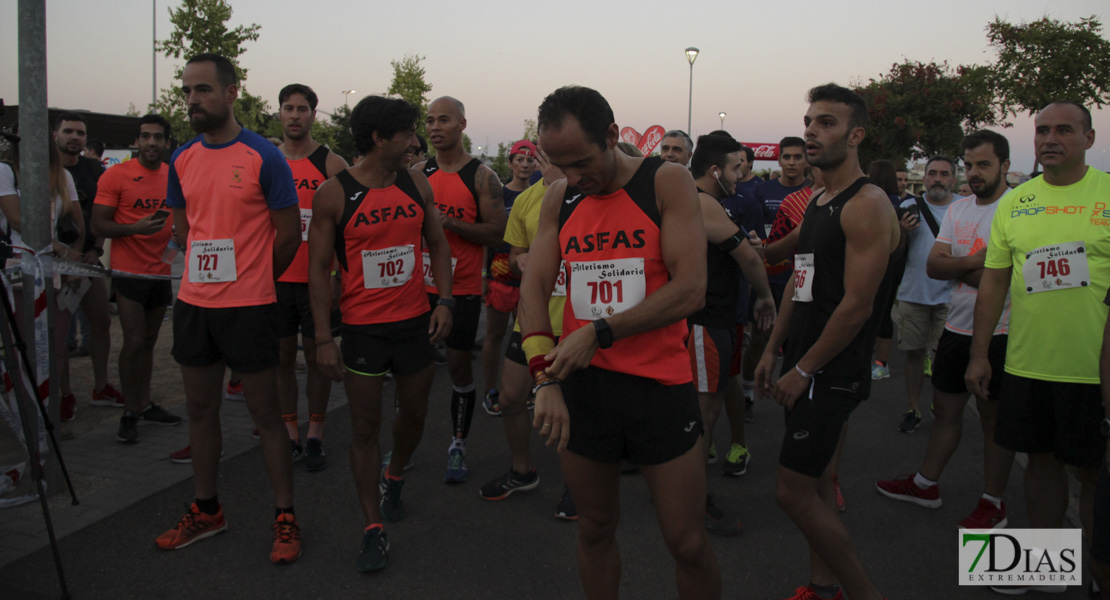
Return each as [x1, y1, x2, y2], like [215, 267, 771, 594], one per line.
[116, 411, 138, 443]
[744, 397, 754, 422]
[379, 474, 405, 522]
[304, 438, 326, 472]
[705, 495, 742, 536]
[139, 403, 182, 425]
[356, 527, 389, 572]
[555, 485, 578, 521]
[291, 440, 306, 463]
[479, 467, 539, 501]
[897, 410, 922, 434]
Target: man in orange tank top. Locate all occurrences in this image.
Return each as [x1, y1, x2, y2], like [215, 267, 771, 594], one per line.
[274, 84, 348, 471]
[308, 95, 453, 572]
[519, 86, 721, 599]
[414, 96, 507, 483]
[91, 114, 183, 444]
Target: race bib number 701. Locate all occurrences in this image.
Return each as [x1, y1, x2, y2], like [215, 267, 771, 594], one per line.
[569, 258, 646, 319]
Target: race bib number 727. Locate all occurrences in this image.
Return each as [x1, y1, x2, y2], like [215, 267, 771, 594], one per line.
[188, 239, 237, 283]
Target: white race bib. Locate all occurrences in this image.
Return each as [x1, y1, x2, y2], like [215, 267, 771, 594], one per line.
[569, 258, 646, 319]
[1021, 241, 1090, 294]
[299, 208, 312, 242]
[188, 239, 237, 283]
[792, 252, 814, 303]
[362, 245, 415, 289]
[422, 251, 457, 288]
[552, 261, 568, 297]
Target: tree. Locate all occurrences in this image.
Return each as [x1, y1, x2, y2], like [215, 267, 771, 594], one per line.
[490, 142, 510, 181]
[149, 0, 272, 144]
[853, 60, 1001, 168]
[986, 15, 1110, 169]
[327, 104, 356, 163]
[522, 119, 538, 142]
[388, 54, 433, 138]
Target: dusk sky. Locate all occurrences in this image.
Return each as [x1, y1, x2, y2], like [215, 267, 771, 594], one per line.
[2, 0, 1109, 172]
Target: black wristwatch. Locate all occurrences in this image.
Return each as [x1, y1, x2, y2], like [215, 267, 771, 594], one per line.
[1101, 418, 1110, 439]
[436, 297, 455, 310]
[592, 318, 613, 349]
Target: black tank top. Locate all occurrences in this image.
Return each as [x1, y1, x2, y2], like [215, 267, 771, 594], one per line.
[781, 177, 895, 399]
[689, 189, 740, 328]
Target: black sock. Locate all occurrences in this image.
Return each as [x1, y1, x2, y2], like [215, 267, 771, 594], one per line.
[809, 583, 840, 599]
[274, 506, 295, 519]
[451, 389, 477, 438]
[196, 496, 220, 515]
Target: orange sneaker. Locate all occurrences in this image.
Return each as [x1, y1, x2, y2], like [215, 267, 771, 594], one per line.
[91, 383, 125, 407]
[783, 586, 845, 600]
[155, 503, 228, 550]
[270, 512, 301, 564]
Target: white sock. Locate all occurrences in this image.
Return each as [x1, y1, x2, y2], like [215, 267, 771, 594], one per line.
[453, 383, 476, 394]
[981, 493, 1003, 509]
[449, 437, 466, 453]
[914, 472, 937, 488]
[741, 379, 754, 399]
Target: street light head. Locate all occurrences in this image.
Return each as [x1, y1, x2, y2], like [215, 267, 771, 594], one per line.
[685, 47, 699, 65]
[719, 112, 726, 119]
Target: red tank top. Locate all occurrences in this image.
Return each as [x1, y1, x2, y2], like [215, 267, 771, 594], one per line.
[422, 157, 483, 295]
[558, 158, 691, 385]
[334, 168, 429, 325]
[279, 145, 330, 283]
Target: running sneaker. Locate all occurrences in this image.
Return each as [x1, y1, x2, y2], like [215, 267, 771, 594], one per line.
[989, 584, 1066, 595]
[290, 440, 305, 463]
[117, 411, 138, 444]
[897, 409, 922, 433]
[251, 428, 260, 439]
[381, 450, 415, 472]
[60, 393, 76, 422]
[224, 381, 245, 401]
[270, 512, 301, 564]
[90, 383, 125, 407]
[482, 390, 502, 416]
[958, 498, 1008, 529]
[479, 467, 539, 500]
[923, 355, 933, 376]
[304, 438, 326, 472]
[139, 403, 182, 425]
[831, 474, 846, 512]
[155, 503, 228, 550]
[744, 396, 754, 422]
[875, 474, 942, 508]
[379, 475, 405, 522]
[705, 495, 742, 536]
[357, 527, 389, 572]
[555, 485, 578, 521]
[444, 447, 468, 483]
[871, 360, 890, 380]
[706, 442, 718, 465]
[722, 444, 749, 477]
[783, 585, 845, 600]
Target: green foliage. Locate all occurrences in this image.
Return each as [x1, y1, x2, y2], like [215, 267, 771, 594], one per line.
[462, 133, 472, 154]
[853, 60, 1001, 168]
[987, 16, 1110, 118]
[522, 119, 538, 142]
[262, 118, 339, 152]
[387, 54, 433, 138]
[490, 142, 510, 181]
[148, 0, 271, 145]
[327, 104, 356, 163]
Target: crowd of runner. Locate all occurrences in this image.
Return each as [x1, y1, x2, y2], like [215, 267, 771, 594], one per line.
[1, 52, 1108, 599]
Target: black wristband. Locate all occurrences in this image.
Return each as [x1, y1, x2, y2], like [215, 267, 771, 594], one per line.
[436, 297, 455, 310]
[717, 233, 744, 253]
[593, 318, 613, 349]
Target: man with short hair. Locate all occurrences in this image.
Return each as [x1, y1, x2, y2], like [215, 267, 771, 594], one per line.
[735, 145, 763, 197]
[416, 96, 507, 483]
[659, 130, 693, 166]
[274, 83, 348, 471]
[308, 94, 453, 572]
[968, 101, 1110, 595]
[84, 139, 105, 164]
[55, 113, 122, 416]
[876, 130, 1016, 529]
[755, 83, 897, 600]
[91, 114, 183, 443]
[521, 85, 720, 600]
[154, 53, 303, 564]
[895, 166, 914, 202]
[892, 156, 955, 433]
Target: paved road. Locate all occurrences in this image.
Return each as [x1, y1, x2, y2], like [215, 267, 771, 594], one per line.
[0, 348, 1090, 599]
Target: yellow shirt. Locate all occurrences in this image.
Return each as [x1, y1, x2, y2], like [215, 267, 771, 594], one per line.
[505, 179, 566, 336]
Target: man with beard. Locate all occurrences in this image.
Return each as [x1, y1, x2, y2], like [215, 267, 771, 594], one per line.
[876, 130, 1016, 530]
[755, 83, 897, 600]
[892, 156, 956, 433]
[155, 54, 303, 564]
[273, 83, 348, 470]
[91, 114, 184, 443]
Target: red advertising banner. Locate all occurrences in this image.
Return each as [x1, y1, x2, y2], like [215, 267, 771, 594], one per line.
[620, 126, 641, 146]
[742, 142, 780, 161]
[637, 125, 665, 156]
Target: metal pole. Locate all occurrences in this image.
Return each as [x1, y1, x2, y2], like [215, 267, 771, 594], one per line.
[152, 0, 157, 108]
[687, 63, 693, 136]
[19, 0, 59, 491]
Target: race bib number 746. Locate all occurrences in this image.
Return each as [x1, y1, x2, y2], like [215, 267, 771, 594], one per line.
[1021, 241, 1090, 294]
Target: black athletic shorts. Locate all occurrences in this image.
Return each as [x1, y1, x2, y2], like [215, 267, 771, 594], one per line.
[931, 330, 1007, 397]
[428, 293, 481, 352]
[113, 278, 172, 311]
[561, 366, 702, 466]
[1093, 462, 1110, 564]
[994, 373, 1105, 469]
[340, 312, 434, 377]
[275, 281, 314, 339]
[780, 381, 861, 478]
[171, 300, 279, 373]
[505, 331, 526, 366]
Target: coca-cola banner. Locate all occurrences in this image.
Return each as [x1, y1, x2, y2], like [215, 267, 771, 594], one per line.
[637, 125, 665, 156]
[742, 143, 780, 161]
[620, 127, 641, 146]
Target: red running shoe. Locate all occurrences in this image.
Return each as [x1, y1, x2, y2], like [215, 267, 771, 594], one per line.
[155, 503, 228, 550]
[270, 512, 301, 564]
[958, 498, 1008, 529]
[875, 474, 942, 508]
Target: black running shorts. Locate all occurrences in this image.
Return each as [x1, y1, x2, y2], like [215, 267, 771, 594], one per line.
[994, 374, 1104, 469]
[113, 278, 172, 312]
[340, 312, 434, 377]
[428, 293, 481, 352]
[275, 281, 314, 339]
[931, 330, 1007, 397]
[779, 381, 861, 478]
[171, 300, 279, 373]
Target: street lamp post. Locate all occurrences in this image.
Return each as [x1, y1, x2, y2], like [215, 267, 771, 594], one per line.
[719, 111, 726, 130]
[342, 89, 356, 107]
[685, 47, 699, 136]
